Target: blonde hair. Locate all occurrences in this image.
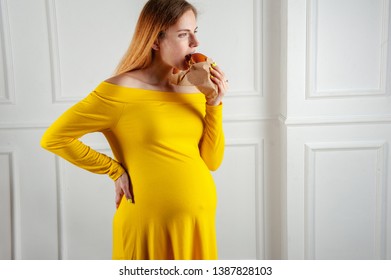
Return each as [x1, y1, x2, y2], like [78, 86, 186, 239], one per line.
[115, 0, 197, 75]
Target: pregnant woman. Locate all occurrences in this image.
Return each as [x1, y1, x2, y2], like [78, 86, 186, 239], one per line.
[41, 0, 228, 260]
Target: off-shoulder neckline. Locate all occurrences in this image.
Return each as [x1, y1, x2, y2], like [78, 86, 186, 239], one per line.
[93, 82, 206, 103]
[102, 81, 203, 95]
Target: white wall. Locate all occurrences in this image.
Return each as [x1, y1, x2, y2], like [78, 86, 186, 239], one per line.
[280, 0, 391, 259]
[2, 0, 388, 261]
[0, 0, 281, 260]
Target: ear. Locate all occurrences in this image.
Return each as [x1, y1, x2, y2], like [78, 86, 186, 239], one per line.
[152, 40, 160, 51]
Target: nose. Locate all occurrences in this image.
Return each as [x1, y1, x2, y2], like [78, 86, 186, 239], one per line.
[190, 33, 199, 48]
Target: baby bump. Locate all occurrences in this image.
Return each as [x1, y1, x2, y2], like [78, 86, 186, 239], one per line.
[131, 162, 217, 218]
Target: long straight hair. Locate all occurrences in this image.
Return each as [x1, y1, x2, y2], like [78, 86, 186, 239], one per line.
[115, 0, 197, 75]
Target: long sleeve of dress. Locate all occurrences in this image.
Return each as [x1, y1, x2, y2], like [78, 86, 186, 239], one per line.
[40, 92, 126, 181]
[199, 104, 225, 171]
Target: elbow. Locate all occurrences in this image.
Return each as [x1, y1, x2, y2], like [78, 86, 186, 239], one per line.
[40, 134, 52, 151]
[40, 131, 60, 152]
[205, 156, 224, 171]
[201, 147, 225, 171]
[208, 164, 220, 172]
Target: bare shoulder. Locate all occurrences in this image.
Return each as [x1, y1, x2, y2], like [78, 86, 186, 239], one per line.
[104, 72, 144, 89]
[105, 71, 200, 93]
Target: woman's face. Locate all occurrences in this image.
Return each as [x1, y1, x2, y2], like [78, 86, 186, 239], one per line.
[156, 10, 199, 71]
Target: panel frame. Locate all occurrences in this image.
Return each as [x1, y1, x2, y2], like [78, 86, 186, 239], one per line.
[45, 0, 264, 102]
[304, 141, 388, 259]
[0, 0, 16, 105]
[0, 148, 20, 260]
[55, 143, 114, 260]
[305, 0, 391, 99]
[215, 138, 266, 260]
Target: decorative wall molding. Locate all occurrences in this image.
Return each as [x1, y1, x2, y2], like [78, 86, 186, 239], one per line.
[224, 114, 277, 123]
[45, 0, 263, 102]
[0, 122, 50, 130]
[54, 156, 64, 259]
[305, 0, 390, 98]
[45, 0, 66, 103]
[304, 141, 388, 259]
[0, 115, 279, 130]
[222, 0, 263, 97]
[0, 148, 17, 259]
[280, 114, 391, 126]
[55, 144, 111, 259]
[221, 139, 265, 259]
[0, 0, 16, 105]
[248, 0, 263, 97]
[4, 113, 391, 129]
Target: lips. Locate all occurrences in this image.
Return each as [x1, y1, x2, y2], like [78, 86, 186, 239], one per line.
[185, 54, 193, 64]
[185, 53, 208, 67]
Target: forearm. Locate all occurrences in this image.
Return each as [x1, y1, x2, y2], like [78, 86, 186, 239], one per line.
[40, 92, 126, 181]
[41, 133, 125, 181]
[199, 104, 225, 170]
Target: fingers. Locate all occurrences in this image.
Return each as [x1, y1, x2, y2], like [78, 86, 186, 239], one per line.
[208, 63, 228, 106]
[122, 173, 133, 202]
[114, 171, 134, 208]
[114, 180, 124, 208]
[210, 64, 228, 90]
[115, 191, 124, 209]
[211, 64, 227, 81]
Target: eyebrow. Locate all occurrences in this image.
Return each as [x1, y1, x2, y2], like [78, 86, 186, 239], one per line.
[176, 27, 198, 32]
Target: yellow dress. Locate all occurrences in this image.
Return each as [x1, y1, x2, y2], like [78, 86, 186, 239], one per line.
[40, 82, 225, 260]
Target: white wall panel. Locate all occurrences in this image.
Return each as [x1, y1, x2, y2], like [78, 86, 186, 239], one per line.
[0, 0, 279, 260]
[0, 0, 55, 125]
[193, 0, 275, 121]
[284, 0, 391, 119]
[57, 146, 115, 260]
[305, 142, 387, 259]
[282, 0, 391, 260]
[46, 0, 143, 103]
[307, 0, 389, 97]
[195, 0, 262, 96]
[0, 151, 14, 259]
[0, 130, 59, 260]
[214, 140, 265, 260]
[0, 0, 15, 104]
[284, 122, 391, 259]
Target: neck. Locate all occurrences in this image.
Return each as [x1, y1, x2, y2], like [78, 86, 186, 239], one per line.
[141, 66, 172, 87]
[137, 53, 177, 88]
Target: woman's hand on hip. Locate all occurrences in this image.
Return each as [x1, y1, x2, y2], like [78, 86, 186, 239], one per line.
[114, 171, 134, 208]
